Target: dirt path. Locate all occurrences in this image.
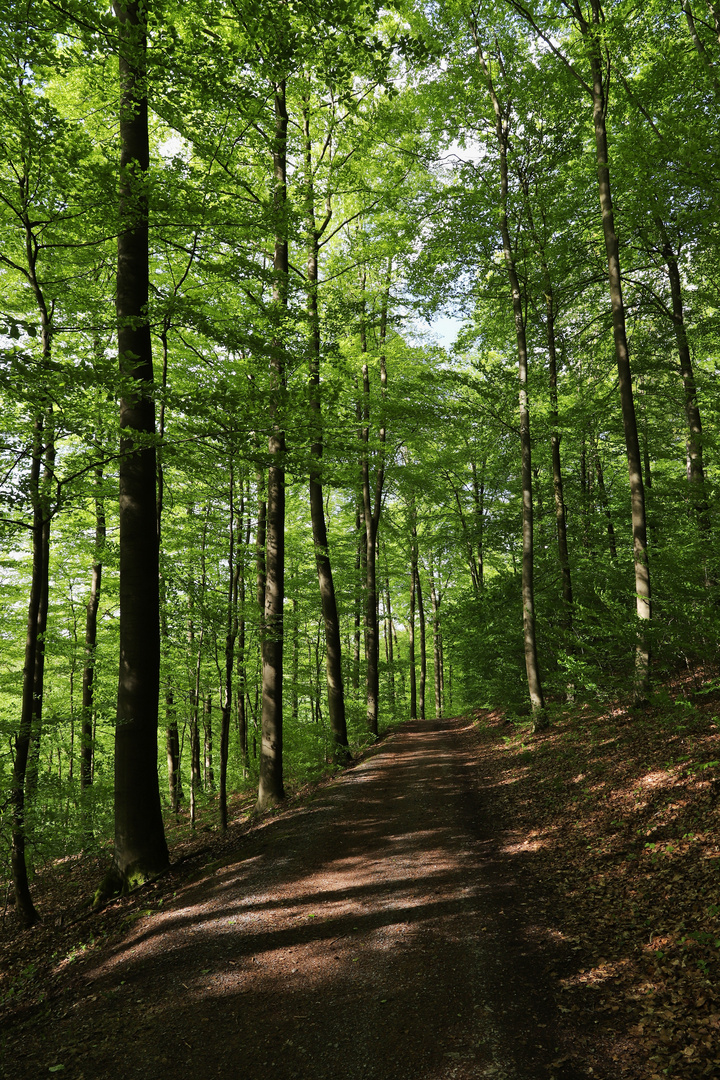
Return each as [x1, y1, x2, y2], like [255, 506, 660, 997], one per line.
[2, 719, 594, 1080]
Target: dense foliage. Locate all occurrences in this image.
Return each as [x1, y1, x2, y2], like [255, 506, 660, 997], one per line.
[1, 0, 719, 918]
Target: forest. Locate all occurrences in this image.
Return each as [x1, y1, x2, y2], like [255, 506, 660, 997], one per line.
[1, 0, 719, 944]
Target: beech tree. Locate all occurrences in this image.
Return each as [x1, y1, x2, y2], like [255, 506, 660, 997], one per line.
[97, 0, 169, 902]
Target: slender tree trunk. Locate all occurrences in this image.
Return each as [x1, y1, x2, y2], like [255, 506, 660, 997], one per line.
[416, 563, 427, 721]
[81, 466, 105, 832]
[411, 509, 427, 721]
[409, 538, 417, 719]
[656, 223, 709, 527]
[384, 559, 396, 710]
[470, 459, 485, 589]
[158, 324, 182, 812]
[360, 263, 390, 736]
[474, 35, 545, 723]
[430, 568, 443, 719]
[303, 111, 349, 760]
[257, 80, 288, 810]
[579, 1, 652, 699]
[188, 509, 209, 828]
[353, 505, 363, 692]
[542, 286, 573, 624]
[595, 450, 618, 563]
[10, 415, 46, 926]
[165, 690, 181, 813]
[24, 408, 54, 806]
[220, 461, 241, 830]
[204, 693, 214, 792]
[95, 0, 169, 904]
[255, 468, 267, 617]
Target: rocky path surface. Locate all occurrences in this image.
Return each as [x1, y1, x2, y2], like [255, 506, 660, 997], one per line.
[3, 719, 591, 1080]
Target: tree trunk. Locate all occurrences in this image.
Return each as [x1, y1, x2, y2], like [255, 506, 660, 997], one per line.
[474, 35, 545, 723]
[204, 693, 214, 791]
[542, 284, 573, 625]
[470, 458, 485, 589]
[409, 560, 417, 720]
[81, 466, 105, 831]
[416, 564, 427, 721]
[24, 408, 54, 806]
[220, 462, 241, 830]
[360, 263, 390, 736]
[257, 80, 288, 811]
[95, 0, 169, 906]
[656, 222, 709, 527]
[165, 690, 181, 813]
[430, 568, 443, 718]
[352, 505, 363, 692]
[10, 415, 47, 927]
[303, 109, 349, 760]
[594, 450, 618, 563]
[384, 559, 396, 710]
[579, 1, 652, 699]
[412, 509, 427, 722]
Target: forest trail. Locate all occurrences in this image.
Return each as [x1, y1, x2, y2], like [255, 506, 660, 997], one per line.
[3, 719, 591, 1080]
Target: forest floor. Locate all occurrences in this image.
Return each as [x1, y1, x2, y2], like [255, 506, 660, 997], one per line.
[2, 680, 720, 1080]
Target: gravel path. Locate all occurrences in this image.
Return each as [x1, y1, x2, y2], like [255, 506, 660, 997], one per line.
[4, 718, 585, 1080]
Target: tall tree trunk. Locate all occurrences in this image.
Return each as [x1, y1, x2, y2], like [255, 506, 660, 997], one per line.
[539, 277, 574, 625]
[353, 505, 363, 692]
[220, 461, 241, 830]
[81, 466, 105, 831]
[157, 324, 181, 812]
[257, 80, 288, 811]
[95, 0, 169, 905]
[576, 0, 652, 699]
[470, 458, 485, 589]
[412, 511, 427, 721]
[302, 106, 349, 760]
[655, 220, 709, 527]
[409, 563, 417, 720]
[474, 35, 545, 723]
[430, 567, 443, 719]
[204, 693, 214, 791]
[360, 263, 390, 737]
[24, 408, 54, 806]
[416, 563, 427, 721]
[384, 557, 396, 710]
[10, 414, 46, 927]
[165, 690, 181, 813]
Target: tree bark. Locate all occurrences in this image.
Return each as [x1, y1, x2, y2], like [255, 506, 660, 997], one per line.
[360, 263, 390, 736]
[411, 512, 427, 721]
[303, 103, 349, 760]
[24, 408, 54, 806]
[581, 2, 651, 699]
[474, 35, 545, 723]
[165, 690, 181, 814]
[220, 461, 241, 830]
[10, 415, 46, 927]
[655, 220, 709, 527]
[429, 567, 443, 719]
[96, 0, 169, 906]
[81, 466, 106, 831]
[409, 556, 417, 720]
[257, 80, 288, 811]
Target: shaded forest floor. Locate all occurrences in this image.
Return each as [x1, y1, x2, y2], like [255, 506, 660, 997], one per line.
[1, 677, 720, 1078]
